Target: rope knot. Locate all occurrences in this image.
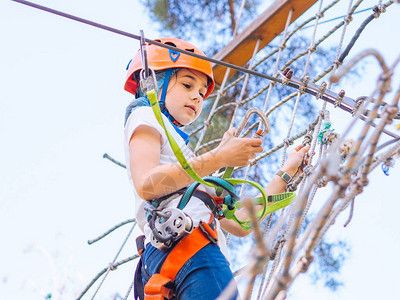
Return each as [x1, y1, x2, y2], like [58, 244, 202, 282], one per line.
[308, 45, 317, 54]
[283, 138, 294, 146]
[378, 71, 393, 93]
[217, 90, 226, 97]
[316, 81, 327, 99]
[299, 255, 314, 273]
[352, 96, 367, 116]
[373, 5, 382, 18]
[300, 75, 310, 84]
[334, 90, 345, 107]
[382, 157, 395, 176]
[344, 15, 353, 24]
[302, 134, 313, 146]
[322, 109, 331, 122]
[383, 104, 399, 119]
[339, 139, 354, 161]
[333, 60, 342, 69]
[287, 181, 298, 192]
[303, 166, 313, 176]
[325, 132, 339, 145]
[250, 159, 258, 167]
[298, 75, 310, 94]
[352, 178, 366, 194]
[317, 176, 328, 188]
[239, 100, 246, 107]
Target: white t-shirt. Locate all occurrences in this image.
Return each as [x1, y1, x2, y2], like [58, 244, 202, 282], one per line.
[124, 106, 228, 258]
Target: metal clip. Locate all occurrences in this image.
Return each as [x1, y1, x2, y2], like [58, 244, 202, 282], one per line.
[334, 90, 345, 108]
[235, 108, 270, 138]
[316, 81, 327, 99]
[140, 68, 157, 94]
[140, 30, 149, 79]
[139, 30, 158, 93]
[279, 67, 293, 86]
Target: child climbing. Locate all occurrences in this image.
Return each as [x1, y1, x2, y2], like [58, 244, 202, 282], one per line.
[123, 37, 310, 300]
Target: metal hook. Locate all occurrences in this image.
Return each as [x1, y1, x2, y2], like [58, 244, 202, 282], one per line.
[140, 30, 149, 79]
[235, 108, 270, 138]
[140, 67, 157, 93]
[139, 30, 158, 93]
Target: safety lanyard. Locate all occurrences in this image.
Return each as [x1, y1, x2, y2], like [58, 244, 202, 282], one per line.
[146, 89, 294, 229]
[139, 31, 294, 228]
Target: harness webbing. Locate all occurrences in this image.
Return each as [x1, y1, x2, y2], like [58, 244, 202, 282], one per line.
[143, 216, 218, 299]
[147, 90, 213, 187]
[146, 89, 294, 228]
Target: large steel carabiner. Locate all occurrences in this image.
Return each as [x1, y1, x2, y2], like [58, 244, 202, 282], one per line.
[140, 30, 149, 79]
[139, 30, 157, 93]
[235, 108, 270, 138]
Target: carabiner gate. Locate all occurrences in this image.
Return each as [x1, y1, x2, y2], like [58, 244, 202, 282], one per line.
[235, 108, 270, 138]
[139, 30, 157, 93]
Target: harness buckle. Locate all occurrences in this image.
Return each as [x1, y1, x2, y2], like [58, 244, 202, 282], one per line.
[198, 219, 218, 244]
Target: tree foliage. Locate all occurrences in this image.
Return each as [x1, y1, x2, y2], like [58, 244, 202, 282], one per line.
[140, 0, 261, 54]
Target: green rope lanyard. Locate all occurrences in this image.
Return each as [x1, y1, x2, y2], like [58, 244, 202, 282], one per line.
[147, 89, 295, 229]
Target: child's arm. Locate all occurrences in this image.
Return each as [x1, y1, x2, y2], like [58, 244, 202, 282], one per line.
[219, 144, 310, 237]
[130, 126, 263, 200]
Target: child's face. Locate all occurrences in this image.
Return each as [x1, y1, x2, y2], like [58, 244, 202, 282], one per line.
[160, 69, 208, 126]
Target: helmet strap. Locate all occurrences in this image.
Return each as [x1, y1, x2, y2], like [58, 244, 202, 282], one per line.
[159, 68, 184, 128]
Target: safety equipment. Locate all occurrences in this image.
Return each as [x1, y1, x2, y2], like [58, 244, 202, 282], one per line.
[147, 206, 194, 250]
[134, 215, 218, 300]
[146, 89, 295, 229]
[125, 37, 215, 99]
[145, 176, 236, 250]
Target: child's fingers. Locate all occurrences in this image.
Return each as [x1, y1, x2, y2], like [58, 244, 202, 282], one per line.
[294, 144, 310, 153]
[227, 127, 236, 135]
[252, 145, 264, 153]
[297, 144, 310, 154]
[222, 127, 236, 140]
[250, 138, 263, 146]
[295, 145, 303, 151]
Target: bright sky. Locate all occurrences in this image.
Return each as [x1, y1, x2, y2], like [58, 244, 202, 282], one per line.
[1, 0, 399, 299]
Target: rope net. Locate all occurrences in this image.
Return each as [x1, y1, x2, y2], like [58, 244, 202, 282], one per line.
[70, 0, 399, 298]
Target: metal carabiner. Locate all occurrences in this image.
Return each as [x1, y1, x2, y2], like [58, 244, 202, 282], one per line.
[139, 30, 157, 93]
[140, 67, 157, 94]
[216, 108, 270, 192]
[235, 108, 270, 138]
[140, 30, 149, 79]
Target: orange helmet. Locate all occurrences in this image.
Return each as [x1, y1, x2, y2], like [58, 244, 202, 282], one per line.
[124, 38, 215, 99]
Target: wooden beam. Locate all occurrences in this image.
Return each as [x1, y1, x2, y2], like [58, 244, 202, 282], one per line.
[212, 0, 318, 85]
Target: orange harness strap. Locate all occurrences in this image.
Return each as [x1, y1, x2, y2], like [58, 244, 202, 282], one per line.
[144, 217, 218, 300]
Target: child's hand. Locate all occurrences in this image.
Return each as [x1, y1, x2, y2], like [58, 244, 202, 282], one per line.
[282, 144, 311, 176]
[214, 128, 263, 167]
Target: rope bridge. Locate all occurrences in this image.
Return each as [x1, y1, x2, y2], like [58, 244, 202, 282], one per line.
[11, 0, 400, 298]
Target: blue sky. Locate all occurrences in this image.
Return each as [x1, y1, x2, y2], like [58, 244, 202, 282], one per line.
[1, 0, 400, 299]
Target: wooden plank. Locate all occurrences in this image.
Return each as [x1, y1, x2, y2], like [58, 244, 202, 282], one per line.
[212, 0, 318, 85]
